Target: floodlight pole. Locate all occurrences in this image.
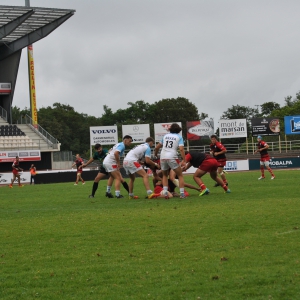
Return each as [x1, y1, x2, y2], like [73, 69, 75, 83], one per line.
[25, 0, 39, 128]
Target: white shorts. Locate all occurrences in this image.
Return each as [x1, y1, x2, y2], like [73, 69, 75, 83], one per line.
[260, 161, 270, 167]
[103, 162, 118, 173]
[123, 160, 143, 174]
[160, 159, 180, 171]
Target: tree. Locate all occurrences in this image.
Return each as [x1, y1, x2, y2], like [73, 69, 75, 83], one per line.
[260, 102, 281, 116]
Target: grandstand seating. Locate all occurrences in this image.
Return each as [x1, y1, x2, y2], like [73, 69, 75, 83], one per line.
[0, 125, 39, 150]
[0, 124, 25, 136]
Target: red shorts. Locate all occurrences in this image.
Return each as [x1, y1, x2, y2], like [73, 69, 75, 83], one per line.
[199, 157, 219, 173]
[216, 158, 226, 167]
[260, 155, 270, 162]
[12, 169, 19, 175]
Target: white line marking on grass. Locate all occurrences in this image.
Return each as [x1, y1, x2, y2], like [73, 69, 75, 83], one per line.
[276, 230, 299, 235]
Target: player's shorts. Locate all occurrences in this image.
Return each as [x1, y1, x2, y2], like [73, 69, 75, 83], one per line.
[216, 158, 226, 167]
[12, 169, 19, 176]
[103, 162, 118, 173]
[98, 165, 109, 175]
[199, 157, 219, 173]
[160, 159, 180, 171]
[260, 155, 270, 166]
[123, 160, 143, 174]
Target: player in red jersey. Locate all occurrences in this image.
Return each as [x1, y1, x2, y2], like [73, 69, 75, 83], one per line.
[254, 136, 275, 180]
[183, 151, 230, 196]
[210, 135, 228, 187]
[72, 154, 85, 185]
[9, 156, 24, 188]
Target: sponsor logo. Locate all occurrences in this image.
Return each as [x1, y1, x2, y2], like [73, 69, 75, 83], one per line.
[92, 129, 117, 134]
[133, 126, 139, 132]
[269, 159, 293, 166]
[224, 161, 237, 171]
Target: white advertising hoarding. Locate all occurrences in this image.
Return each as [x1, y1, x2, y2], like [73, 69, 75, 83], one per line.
[122, 124, 150, 143]
[0, 150, 41, 162]
[218, 119, 247, 139]
[154, 122, 182, 143]
[90, 126, 118, 145]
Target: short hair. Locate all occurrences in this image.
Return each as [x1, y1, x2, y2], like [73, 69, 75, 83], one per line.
[94, 144, 102, 150]
[123, 135, 133, 140]
[210, 134, 218, 139]
[169, 123, 182, 134]
[145, 137, 155, 143]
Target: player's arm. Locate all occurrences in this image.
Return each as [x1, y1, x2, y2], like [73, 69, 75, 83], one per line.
[154, 142, 162, 157]
[214, 142, 227, 156]
[179, 145, 186, 166]
[114, 150, 121, 168]
[259, 142, 269, 151]
[144, 156, 160, 169]
[82, 157, 94, 168]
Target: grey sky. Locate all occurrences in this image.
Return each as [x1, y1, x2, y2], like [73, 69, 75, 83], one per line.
[7, 0, 300, 122]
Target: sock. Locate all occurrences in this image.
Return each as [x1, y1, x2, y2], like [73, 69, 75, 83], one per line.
[260, 167, 265, 177]
[106, 186, 111, 193]
[92, 182, 98, 196]
[147, 190, 153, 195]
[122, 181, 129, 193]
[222, 184, 228, 191]
[172, 179, 179, 187]
[268, 168, 274, 176]
[179, 188, 184, 195]
[116, 190, 120, 196]
[129, 193, 134, 197]
[163, 186, 168, 195]
[200, 183, 206, 191]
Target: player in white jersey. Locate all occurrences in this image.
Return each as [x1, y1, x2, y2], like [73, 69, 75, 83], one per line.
[103, 135, 133, 198]
[123, 137, 160, 199]
[154, 123, 186, 199]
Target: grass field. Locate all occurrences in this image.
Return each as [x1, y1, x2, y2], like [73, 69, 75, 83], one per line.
[1, 170, 300, 300]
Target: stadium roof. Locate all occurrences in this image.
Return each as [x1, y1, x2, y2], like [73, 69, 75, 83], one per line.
[0, 5, 75, 61]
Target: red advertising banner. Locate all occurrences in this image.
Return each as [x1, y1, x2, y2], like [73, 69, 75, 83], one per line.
[186, 120, 214, 140]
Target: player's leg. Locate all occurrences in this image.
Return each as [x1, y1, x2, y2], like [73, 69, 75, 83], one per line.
[135, 168, 156, 198]
[258, 160, 265, 179]
[210, 170, 229, 192]
[193, 169, 209, 196]
[10, 173, 15, 187]
[89, 171, 106, 198]
[172, 165, 186, 198]
[265, 161, 275, 179]
[110, 170, 123, 198]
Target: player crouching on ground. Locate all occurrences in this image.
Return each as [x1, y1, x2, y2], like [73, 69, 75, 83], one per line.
[182, 151, 231, 196]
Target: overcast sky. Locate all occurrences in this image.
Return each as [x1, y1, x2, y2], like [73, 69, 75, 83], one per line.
[6, 0, 300, 122]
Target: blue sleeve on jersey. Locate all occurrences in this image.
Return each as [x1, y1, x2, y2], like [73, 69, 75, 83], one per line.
[144, 146, 151, 157]
[116, 143, 125, 156]
[178, 136, 184, 146]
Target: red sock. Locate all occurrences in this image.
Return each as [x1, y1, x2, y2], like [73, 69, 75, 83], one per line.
[200, 183, 206, 191]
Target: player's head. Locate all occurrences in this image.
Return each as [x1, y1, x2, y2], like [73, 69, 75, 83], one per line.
[94, 144, 102, 152]
[169, 123, 182, 133]
[15, 156, 19, 160]
[145, 137, 155, 146]
[123, 135, 133, 146]
[257, 135, 262, 141]
[76, 153, 80, 158]
[210, 135, 218, 143]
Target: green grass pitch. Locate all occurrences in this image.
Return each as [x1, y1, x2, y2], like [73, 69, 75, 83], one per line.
[1, 170, 299, 299]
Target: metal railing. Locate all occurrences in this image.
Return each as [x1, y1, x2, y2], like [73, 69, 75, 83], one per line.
[188, 140, 300, 154]
[0, 106, 8, 122]
[18, 114, 60, 149]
